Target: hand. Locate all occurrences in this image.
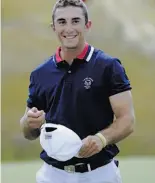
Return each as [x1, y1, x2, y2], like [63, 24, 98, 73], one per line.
[78, 135, 104, 158]
[26, 107, 45, 129]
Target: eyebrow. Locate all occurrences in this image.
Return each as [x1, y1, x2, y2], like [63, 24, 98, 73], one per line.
[72, 17, 81, 21]
[56, 17, 81, 22]
[57, 18, 66, 22]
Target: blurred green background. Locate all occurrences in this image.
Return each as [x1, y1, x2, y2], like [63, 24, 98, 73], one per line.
[1, 0, 155, 163]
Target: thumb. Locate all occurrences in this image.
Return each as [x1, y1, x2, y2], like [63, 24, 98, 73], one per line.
[31, 107, 38, 113]
[38, 110, 44, 116]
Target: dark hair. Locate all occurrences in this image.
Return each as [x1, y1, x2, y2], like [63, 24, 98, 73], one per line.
[52, 0, 89, 24]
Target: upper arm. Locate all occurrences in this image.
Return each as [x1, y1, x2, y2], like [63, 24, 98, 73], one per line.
[106, 59, 132, 96]
[106, 59, 135, 119]
[109, 90, 135, 120]
[27, 73, 37, 108]
[27, 72, 45, 110]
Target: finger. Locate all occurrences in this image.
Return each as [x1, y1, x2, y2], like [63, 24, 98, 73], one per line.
[27, 110, 39, 118]
[37, 114, 45, 122]
[80, 141, 96, 157]
[28, 123, 41, 129]
[83, 137, 104, 157]
[28, 117, 42, 122]
[79, 138, 92, 156]
[30, 107, 44, 116]
[79, 140, 90, 155]
[82, 144, 98, 158]
[36, 110, 44, 117]
[27, 110, 44, 118]
[31, 107, 38, 113]
[33, 114, 44, 122]
[84, 149, 98, 158]
[28, 120, 42, 129]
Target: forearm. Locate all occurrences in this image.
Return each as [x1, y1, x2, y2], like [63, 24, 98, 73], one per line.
[20, 117, 40, 140]
[100, 115, 135, 145]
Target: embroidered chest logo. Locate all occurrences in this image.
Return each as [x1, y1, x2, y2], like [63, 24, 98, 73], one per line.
[83, 77, 93, 89]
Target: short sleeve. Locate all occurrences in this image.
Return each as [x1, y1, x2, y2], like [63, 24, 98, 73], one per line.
[106, 59, 132, 96]
[27, 73, 38, 108]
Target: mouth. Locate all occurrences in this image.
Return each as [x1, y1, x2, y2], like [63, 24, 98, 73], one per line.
[63, 35, 77, 39]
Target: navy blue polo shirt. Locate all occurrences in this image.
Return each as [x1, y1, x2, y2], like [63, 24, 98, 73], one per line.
[27, 43, 132, 166]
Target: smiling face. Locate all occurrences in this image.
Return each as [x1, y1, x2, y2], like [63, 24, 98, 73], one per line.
[53, 6, 91, 50]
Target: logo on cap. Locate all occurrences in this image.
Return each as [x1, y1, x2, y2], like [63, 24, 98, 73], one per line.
[45, 134, 52, 139]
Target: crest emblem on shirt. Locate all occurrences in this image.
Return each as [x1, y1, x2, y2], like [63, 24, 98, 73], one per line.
[83, 77, 93, 89]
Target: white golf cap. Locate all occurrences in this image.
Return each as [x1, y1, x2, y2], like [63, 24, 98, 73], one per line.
[40, 123, 83, 161]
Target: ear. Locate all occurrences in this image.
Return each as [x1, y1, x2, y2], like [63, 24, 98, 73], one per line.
[50, 22, 55, 31]
[85, 20, 92, 29]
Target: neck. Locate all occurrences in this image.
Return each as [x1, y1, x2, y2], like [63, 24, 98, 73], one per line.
[60, 42, 86, 64]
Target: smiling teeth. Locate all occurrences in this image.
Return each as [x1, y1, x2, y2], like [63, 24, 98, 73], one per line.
[65, 36, 76, 39]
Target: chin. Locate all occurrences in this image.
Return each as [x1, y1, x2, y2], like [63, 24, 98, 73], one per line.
[65, 46, 78, 50]
[63, 43, 79, 50]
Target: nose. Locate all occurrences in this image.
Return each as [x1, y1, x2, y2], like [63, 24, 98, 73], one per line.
[64, 23, 74, 34]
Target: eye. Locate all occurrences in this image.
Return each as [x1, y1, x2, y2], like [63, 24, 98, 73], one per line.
[72, 19, 80, 24]
[58, 20, 66, 25]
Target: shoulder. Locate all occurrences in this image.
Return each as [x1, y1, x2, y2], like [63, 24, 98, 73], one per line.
[30, 56, 55, 78]
[93, 48, 122, 66]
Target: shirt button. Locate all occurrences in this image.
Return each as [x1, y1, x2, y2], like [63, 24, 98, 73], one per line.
[68, 70, 71, 74]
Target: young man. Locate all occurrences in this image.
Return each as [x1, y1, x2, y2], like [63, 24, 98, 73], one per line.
[20, 0, 135, 182]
